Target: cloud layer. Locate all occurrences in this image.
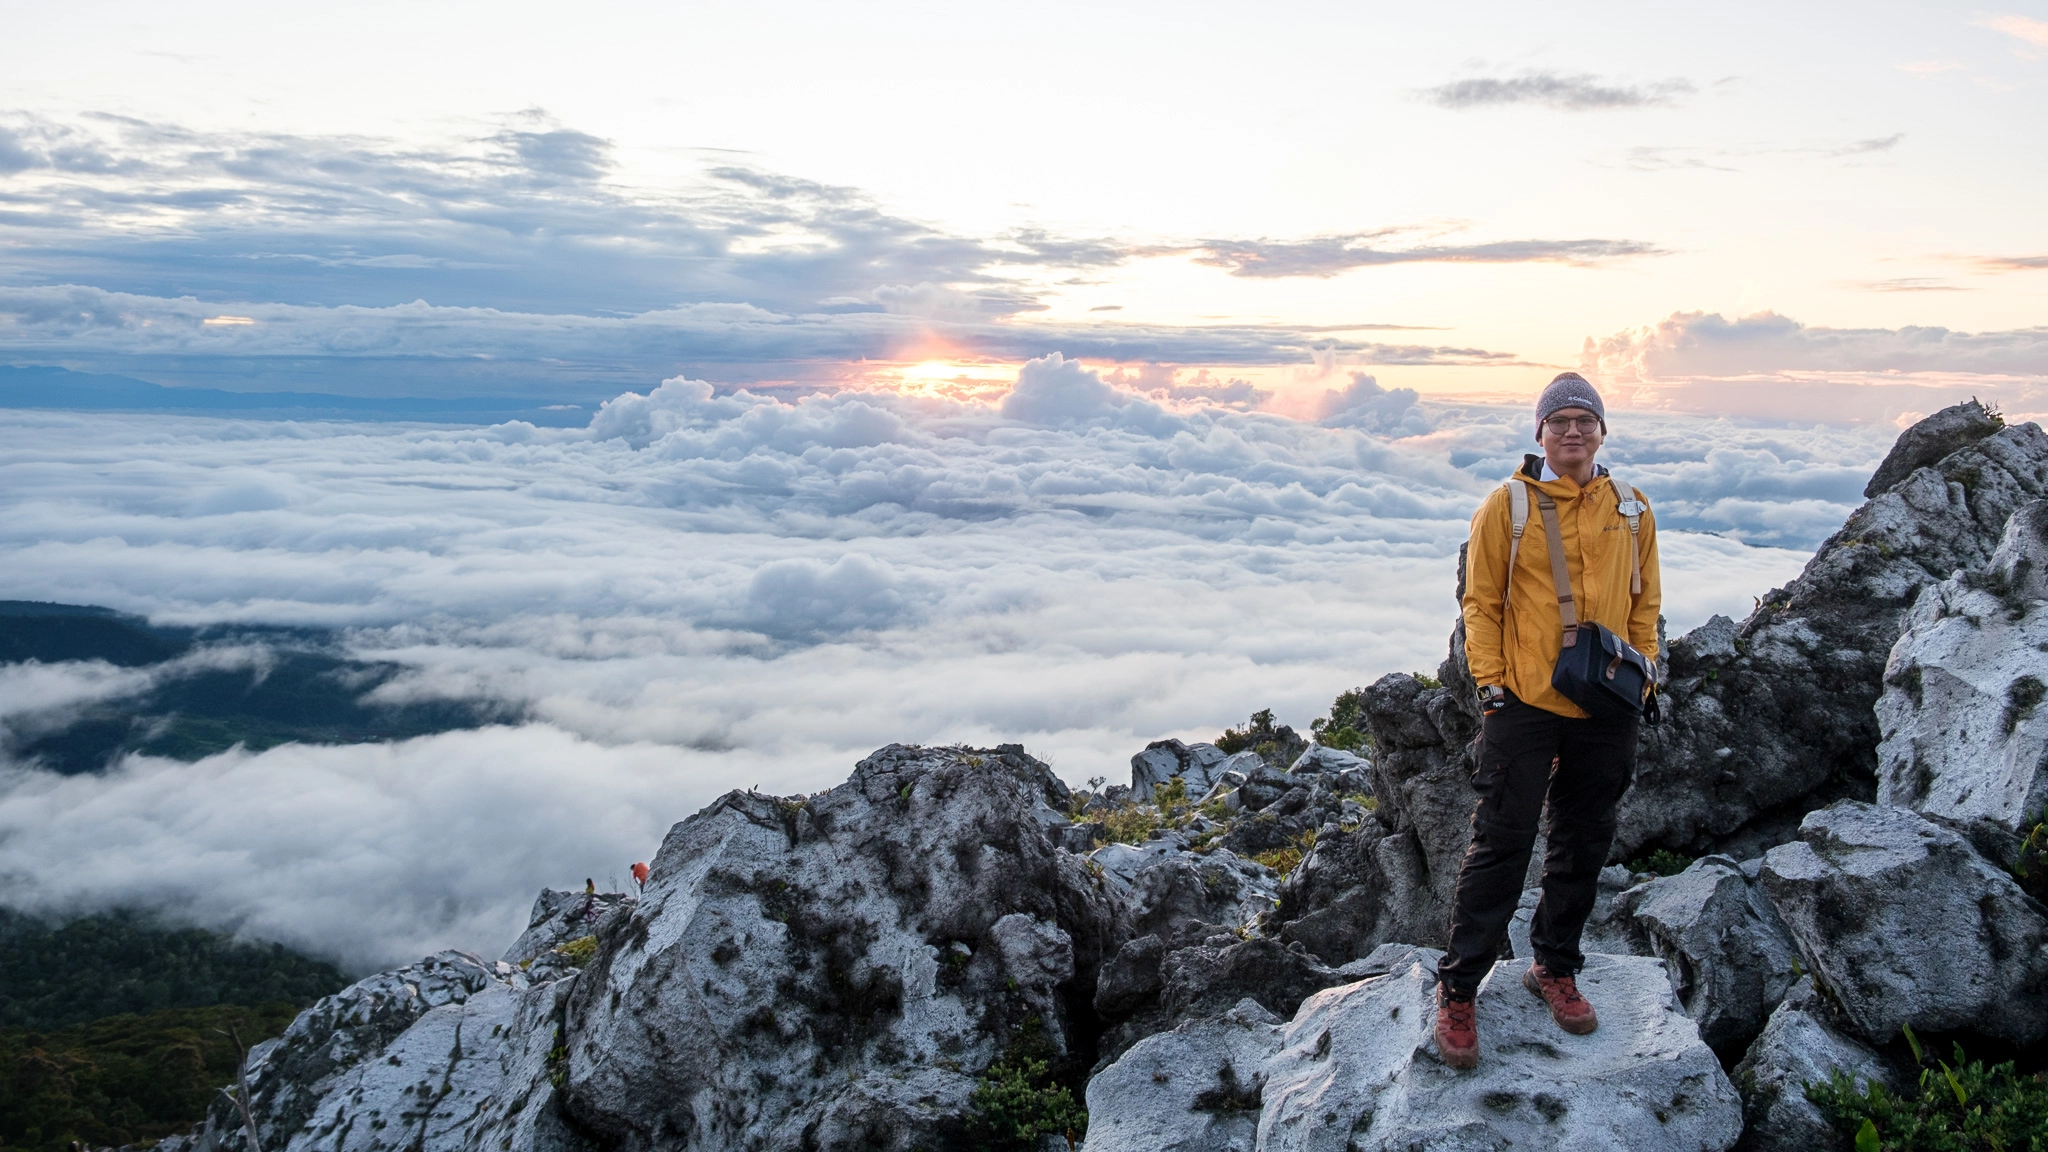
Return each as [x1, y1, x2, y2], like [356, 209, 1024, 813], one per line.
[1423, 72, 1695, 111]
[0, 114, 1674, 392]
[0, 359, 1895, 968]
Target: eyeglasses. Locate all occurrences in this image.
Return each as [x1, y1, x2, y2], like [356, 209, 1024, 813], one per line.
[1543, 416, 1602, 434]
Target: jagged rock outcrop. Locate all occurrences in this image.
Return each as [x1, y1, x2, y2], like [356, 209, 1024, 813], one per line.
[187, 951, 589, 1152]
[1262, 653, 1479, 960]
[558, 743, 1121, 1150]
[1083, 953, 1742, 1152]
[1729, 977, 1897, 1152]
[1759, 799, 2048, 1044]
[1877, 498, 2048, 832]
[1591, 856, 1797, 1054]
[1623, 404, 2048, 857]
[1288, 745, 1370, 776]
[1132, 739, 1247, 801]
[503, 887, 637, 963]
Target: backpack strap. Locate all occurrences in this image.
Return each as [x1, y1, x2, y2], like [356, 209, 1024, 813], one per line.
[1605, 468, 1646, 596]
[1534, 491, 1581, 646]
[1503, 479, 1530, 605]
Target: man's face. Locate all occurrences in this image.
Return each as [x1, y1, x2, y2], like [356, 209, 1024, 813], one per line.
[1539, 406, 1604, 470]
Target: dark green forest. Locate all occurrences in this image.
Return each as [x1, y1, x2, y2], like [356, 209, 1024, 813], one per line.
[0, 911, 347, 1149]
[0, 601, 513, 773]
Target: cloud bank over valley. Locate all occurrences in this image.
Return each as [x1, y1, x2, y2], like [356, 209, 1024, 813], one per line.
[0, 358, 1896, 968]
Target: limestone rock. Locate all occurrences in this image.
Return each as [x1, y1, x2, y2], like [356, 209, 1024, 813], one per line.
[1759, 800, 2048, 1044]
[1878, 498, 2048, 831]
[1265, 658, 1477, 960]
[1289, 746, 1370, 776]
[1269, 809, 1442, 964]
[559, 743, 1124, 1151]
[1132, 739, 1238, 800]
[1730, 977, 1896, 1152]
[503, 887, 636, 963]
[1622, 407, 2048, 857]
[1083, 954, 1742, 1152]
[1864, 397, 2006, 498]
[1597, 856, 1798, 1053]
[189, 951, 584, 1152]
[1124, 850, 1280, 945]
[1082, 997, 1285, 1152]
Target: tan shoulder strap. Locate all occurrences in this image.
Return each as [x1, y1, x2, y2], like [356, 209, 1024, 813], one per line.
[1605, 468, 1645, 596]
[1534, 491, 1581, 647]
[1503, 479, 1530, 606]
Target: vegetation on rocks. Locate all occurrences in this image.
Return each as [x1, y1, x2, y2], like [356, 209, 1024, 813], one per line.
[1309, 688, 1371, 753]
[1624, 849, 1698, 878]
[1809, 1034, 2048, 1152]
[968, 1018, 1088, 1151]
[1214, 708, 1308, 769]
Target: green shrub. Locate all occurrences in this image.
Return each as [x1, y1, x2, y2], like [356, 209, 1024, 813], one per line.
[1808, 1035, 2048, 1151]
[554, 935, 599, 967]
[1216, 709, 1308, 769]
[1310, 688, 1371, 753]
[1099, 803, 1162, 846]
[968, 1019, 1086, 1151]
[1254, 829, 1318, 879]
[1624, 849, 1696, 877]
[2014, 820, 2048, 905]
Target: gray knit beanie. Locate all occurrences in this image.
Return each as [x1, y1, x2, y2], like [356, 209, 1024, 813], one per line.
[1535, 372, 1606, 440]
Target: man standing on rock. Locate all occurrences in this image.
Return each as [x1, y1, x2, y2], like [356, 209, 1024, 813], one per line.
[1433, 371, 1661, 1069]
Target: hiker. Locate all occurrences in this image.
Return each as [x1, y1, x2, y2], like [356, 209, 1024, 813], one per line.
[631, 861, 650, 890]
[1432, 372, 1661, 1070]
[580, 877, 599, 925]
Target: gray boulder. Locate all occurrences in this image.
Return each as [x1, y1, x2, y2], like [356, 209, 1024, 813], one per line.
[1268, 804, 1443, 963]
[559, 743, 1124, 1151]
[1759, 800, 2048, 1044]
[1595, 856, 1799, 1053]
[1133, 739, 1239, 800]
[1878, 498, 2048, 832]
[502, 887, 636, 963]
[1096, 934, 1357, 1070]
[188, 951, 586, 1152]
[1730, 977, 1896, 1152]
[1083, 997, 1285, 1152]
[1124, 849, 1280, 945]
[1622, 405, 2048, 858]
[1083, 953, 1742, 1152]
[1289, 745, 1370, 776]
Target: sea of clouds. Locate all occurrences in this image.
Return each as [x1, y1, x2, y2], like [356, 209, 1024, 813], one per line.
[0, 357, 1898, 970]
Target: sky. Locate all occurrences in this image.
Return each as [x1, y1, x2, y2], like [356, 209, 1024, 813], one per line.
[0, 0, 2042, 416]
[0, 1, 2041, 969]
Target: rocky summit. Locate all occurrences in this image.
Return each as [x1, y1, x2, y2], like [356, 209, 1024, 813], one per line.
[172, 404, 2048, 1152]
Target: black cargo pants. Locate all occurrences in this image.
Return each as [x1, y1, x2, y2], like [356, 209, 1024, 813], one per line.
[1435, 692, 1637, 996]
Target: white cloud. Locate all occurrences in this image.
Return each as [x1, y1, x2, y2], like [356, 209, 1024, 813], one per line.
[1583, 310, 2048, 380]
[0, 358, 1872, 968]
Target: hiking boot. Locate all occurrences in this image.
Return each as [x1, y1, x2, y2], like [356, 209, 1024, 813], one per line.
[1523, 964, 1597, 1035]
[1434, 986, 1479, 1069]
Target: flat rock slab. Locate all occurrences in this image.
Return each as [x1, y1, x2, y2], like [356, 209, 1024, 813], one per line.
[1760, 799, 2048, 1044]
[1084, 953, 1742, 1152]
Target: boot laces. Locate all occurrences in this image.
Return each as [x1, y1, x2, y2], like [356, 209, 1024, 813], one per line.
[1443, 996, 1476, 1027]
[1544, 973, 1584, 1005]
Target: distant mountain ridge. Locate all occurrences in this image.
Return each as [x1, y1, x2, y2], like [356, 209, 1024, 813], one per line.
[0, 364, 593, 426]
[0, 601, 515, 773]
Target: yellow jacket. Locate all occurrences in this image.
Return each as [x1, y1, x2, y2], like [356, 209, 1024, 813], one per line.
[1461, 458, 1662, 719]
